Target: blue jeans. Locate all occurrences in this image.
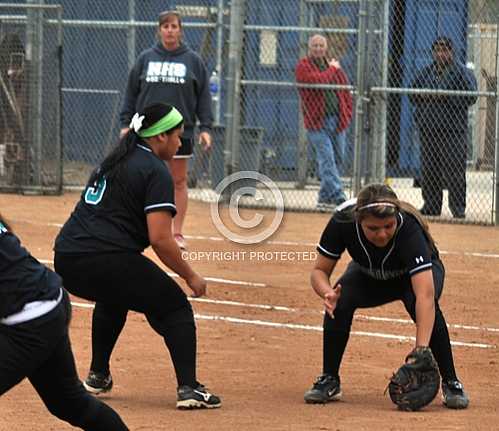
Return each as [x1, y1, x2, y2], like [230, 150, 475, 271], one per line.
[307, 115, 346, 204]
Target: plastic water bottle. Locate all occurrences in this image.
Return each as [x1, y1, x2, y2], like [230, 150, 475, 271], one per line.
[209, 70, 219, 102]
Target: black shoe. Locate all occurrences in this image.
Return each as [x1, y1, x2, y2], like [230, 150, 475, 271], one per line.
[176, 383, 222, 409]
[452, 212, 465, 219]
[304, 374, 342, 404]
[83, 371, 113, 395]
[442, 379, 469, 409]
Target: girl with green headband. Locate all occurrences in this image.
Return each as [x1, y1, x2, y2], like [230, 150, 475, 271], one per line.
[120, 10, 214, 252]
[54, 102, 222, 410]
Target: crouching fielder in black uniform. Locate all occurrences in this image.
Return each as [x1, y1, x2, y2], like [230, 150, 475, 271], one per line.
[54, 103, 221, 409]
[0, 214, 128, 430]
[304, 183, 469, 409]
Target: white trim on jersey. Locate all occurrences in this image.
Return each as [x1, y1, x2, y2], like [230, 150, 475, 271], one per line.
[137, 144, 152, 152]
[336, 197, 357, 212]
[0, 288, 63, 326]
[409, 262, 433, 275]
[144, 203, 177, 212]
[317, 244, 341, 259]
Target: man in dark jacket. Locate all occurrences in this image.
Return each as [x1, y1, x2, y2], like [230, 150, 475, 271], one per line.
[410, 37, 477, 218]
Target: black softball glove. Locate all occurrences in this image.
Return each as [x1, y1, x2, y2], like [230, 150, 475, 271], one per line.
[387, 346, 440, 411]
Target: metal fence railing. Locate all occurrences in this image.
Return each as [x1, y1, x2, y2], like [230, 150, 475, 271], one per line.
[1, 0, 498, 224]
[0, 3, 62, 194]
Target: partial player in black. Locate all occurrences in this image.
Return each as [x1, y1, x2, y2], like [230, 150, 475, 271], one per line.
[304, 183, 469, 409]
[54, 103, 221, 410]
[0, 213, 128, 430]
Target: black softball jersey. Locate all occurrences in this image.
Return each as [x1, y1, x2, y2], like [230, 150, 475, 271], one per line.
[317, 200, 438, 281]
[0, 222, 61, 319]
[54, 144, 176, 254]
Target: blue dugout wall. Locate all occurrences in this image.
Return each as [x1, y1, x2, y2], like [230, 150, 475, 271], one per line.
[396, 0, 469, 177]
[2, 0, 469, 175]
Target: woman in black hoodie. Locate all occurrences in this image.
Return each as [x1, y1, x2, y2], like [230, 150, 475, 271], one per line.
[120, 10, 213, 251]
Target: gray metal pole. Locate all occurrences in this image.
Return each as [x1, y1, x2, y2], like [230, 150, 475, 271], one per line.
[352, 0, 368, 195]
[214, 0, 224, 125]
[127, 0, 136, 70]
[224, 0, 245, 190]
[295, 0, 308, 189]
[494, 15, 499, 225]
[55, 6, 63, 193]
[26, 0, 44, 187]
[376, 0, 390, 182]
[364, 0, 377, 184]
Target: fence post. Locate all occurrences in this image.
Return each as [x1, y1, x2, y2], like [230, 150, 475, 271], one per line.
[375, 0, 390, 183]
[364, 0, 377, 184]
[352, 0, 368, 195]
[26, 0, 44, 187]
[213, 0, 224, 126]
[127, 0, 136, 71]
[55, 6, 63, 194]
[295, 0, 309, 190]
[494, 14, 499, 225]
[224, 0, 246, 194]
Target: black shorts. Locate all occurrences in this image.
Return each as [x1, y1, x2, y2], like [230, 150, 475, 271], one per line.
[175, 137, 194, 158]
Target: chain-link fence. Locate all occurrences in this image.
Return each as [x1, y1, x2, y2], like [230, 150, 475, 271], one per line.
[0, 3, 62, 194]
[211, 0, 497, 225]
[1, 0, 498, 224]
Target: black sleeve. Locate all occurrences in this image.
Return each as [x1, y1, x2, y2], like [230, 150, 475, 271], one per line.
[409, 68, 427, 105]
[398, 222, 433, 276]
[120, 56, 144, 128]
[316, 215, 346, 260]
[144, 164, 177, 217]
[450, 64, 478, 107]
[194, 54, 213, 133]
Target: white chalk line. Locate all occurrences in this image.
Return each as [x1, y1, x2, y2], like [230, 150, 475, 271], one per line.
[21, 220, 499, 259]
[39, 259, 499, 335]
[38, 259, 266, 288]
[69, 300, 495, 350]
[191, 297, 499, 335]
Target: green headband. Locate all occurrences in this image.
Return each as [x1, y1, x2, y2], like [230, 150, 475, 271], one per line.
[138, 107, 183, 138]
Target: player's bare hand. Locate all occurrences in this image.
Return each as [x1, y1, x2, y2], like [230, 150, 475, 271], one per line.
[186, 273, 207, 297]
[324, 283, 342, 317]
[329, 58, 341, 69]
[199, 131, 212, 151]
[120, 127, 130, 138]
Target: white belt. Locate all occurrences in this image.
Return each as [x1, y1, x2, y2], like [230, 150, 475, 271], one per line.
[1, 288, 64, 326]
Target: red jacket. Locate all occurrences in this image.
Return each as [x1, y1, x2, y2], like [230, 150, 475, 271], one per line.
[295, 56, 353, 132]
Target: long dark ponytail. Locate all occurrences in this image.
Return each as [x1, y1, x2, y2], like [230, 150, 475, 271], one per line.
[89, 103, 181, 186]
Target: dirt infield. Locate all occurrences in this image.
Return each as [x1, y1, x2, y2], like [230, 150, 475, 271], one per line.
[1, 192, 498, 430]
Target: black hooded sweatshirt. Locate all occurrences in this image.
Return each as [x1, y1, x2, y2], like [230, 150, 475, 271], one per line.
[120, 41, 213, 139]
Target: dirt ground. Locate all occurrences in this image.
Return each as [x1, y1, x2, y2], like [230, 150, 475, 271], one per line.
[1, 192, 498, 431]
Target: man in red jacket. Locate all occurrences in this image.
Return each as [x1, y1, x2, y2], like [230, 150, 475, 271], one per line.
[296, 34, 353, 211]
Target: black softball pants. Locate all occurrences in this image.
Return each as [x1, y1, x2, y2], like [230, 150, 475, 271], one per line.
[322, 260, 458, 382]
[0, 291, 128, 430]
[54, 252, 198, 388]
